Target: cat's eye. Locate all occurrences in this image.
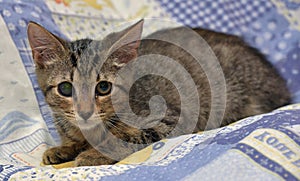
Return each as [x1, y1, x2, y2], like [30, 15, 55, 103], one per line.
[96, 81, 112, 96]
[58, 82, 73, 97]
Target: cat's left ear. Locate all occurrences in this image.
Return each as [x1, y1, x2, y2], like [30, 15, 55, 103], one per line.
[27, 22, 68, 68]
[109, 19, 144, 66]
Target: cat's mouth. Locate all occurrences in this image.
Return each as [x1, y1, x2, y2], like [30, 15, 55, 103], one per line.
[76, 119, 101, 130]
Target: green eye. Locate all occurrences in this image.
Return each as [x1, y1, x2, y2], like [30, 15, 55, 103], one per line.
[58, 82, 73, 97]
[96, 81, 112, 96]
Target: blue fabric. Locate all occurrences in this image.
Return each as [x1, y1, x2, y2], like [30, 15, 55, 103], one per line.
[157, 0, 300, 103]
[101, 109, 300, 181]
[0, 0, 299, 180]
[0, 0, 62, 143]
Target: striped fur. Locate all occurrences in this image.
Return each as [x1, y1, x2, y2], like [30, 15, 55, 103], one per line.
[27, 20, 290, 166]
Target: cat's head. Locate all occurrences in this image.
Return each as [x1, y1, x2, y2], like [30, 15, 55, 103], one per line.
[27, 20, 144, 129]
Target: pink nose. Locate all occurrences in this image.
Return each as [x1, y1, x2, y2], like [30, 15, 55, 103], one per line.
[79, 110, 94, 120]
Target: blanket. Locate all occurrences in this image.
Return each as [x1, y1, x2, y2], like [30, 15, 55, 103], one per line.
[0, 0, 299, 180]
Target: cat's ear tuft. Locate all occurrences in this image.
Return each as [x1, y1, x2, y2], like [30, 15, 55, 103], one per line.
[27, 22, 67, 68]
[109, 19, 144, 67]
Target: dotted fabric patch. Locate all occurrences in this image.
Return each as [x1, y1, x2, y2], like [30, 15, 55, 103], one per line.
[157, 0, 273, 33]
[157, 0, 300, 102]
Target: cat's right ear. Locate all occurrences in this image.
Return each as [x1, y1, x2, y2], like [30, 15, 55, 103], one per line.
[108, 19, 144, 68]
[27, 22, 67, 68]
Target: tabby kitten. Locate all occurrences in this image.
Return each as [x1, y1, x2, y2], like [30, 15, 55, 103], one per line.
[27, 19, 290, 166]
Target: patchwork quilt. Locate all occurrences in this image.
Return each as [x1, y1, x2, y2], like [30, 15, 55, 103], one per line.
[0, 0, 299, 180]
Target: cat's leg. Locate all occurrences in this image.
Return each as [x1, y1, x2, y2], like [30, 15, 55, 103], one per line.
[43, 123, 89, 165]
[75, 148, 116, 166]
[43, 140, 89, 165]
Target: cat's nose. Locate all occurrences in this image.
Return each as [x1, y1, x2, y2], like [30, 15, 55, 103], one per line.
[79, 111, 94, 120]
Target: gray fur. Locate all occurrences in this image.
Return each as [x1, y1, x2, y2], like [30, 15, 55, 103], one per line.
[27, 20, 290, 166]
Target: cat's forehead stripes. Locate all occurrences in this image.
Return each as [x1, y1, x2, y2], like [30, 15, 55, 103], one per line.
[69, 39, 93, 56]
[76, 54, 98, 77]
[68, 40, 101, 79]
[68, 38, 93, 69]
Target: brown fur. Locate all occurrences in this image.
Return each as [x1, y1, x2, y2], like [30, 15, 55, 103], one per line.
[27, 20, 290, 166]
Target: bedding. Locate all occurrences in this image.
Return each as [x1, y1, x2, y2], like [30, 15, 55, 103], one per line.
[0, 0, 299, 180]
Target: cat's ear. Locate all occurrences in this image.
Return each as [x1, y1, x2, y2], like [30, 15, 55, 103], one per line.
[109, 19, 144, 67]
[27, 22, 67, 68]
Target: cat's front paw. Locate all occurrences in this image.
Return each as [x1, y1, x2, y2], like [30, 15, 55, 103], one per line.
[43, 146, 78, 165]
[75, 148, 116, 166]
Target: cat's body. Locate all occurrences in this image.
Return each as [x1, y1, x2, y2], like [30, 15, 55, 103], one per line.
[27, 20, 290, 166]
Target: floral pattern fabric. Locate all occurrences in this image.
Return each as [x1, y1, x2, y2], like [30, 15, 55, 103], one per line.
[0, 0, 299, 180]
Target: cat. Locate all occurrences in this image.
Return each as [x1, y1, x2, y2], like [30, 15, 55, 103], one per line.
[27, 19, 290, 166]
